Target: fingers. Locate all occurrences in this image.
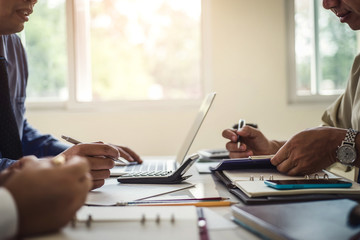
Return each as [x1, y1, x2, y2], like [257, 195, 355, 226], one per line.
[84, 172, 92, 190]
[69, 143, 120, 160]
[226, 141, 247, 152]
[86, 156, 115, 170]
[117, 146, 143, 163]
[271, 147, 302, 176]
[61, 156, 92, 191]
[274, 158, 296, 174]
[229, 149, 254, 159]
[68, 157, 111, 190]
[224, 126, 254, 151]
[62, 156, 90, 175]
[222, 129, 238, 142]
[91, 169, 110, 180]
[92, 179, 105, 189]
[14, 155, 39, 170]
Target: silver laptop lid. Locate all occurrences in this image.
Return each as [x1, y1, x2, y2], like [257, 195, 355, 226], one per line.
[175, 92, 216, 165]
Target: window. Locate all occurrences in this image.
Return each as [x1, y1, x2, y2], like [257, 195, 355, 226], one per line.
[23, 0, 202, 104]
[288, 0, 358, 103]
[22, 0, 68, 102]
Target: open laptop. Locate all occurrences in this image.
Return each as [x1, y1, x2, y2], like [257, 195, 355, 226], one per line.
[112, 92, 216, 183]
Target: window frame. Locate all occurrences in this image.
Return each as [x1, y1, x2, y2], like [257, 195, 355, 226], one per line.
[27, 0, 210, 110]
[286, 0, 356, 104]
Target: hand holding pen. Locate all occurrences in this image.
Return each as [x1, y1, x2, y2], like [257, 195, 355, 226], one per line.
[62, 135, 132, 166]
[223, 120, 280, 159]
[62, 135, 142, 165]
[60, 135, 142, 189]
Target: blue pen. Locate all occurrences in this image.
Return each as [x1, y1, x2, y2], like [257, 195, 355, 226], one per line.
[237, 119, 246, 149]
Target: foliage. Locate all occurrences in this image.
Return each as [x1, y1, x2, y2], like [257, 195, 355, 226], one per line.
[24, 0, 67, 100]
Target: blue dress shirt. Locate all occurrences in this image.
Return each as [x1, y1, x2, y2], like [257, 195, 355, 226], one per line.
[0, 34, 69, 170]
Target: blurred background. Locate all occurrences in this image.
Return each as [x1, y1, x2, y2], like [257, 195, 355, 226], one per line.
[23, 0, 358, 157]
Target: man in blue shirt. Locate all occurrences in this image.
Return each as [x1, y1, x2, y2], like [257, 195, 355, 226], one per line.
[1, 1, 93, 237]
[0, 3, 142, 190]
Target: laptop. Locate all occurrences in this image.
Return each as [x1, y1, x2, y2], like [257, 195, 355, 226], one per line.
[112, 92, 216, 184]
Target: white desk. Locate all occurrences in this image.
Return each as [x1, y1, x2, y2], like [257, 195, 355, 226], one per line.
[28, 159, 261, 240]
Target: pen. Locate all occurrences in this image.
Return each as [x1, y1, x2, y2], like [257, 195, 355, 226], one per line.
[197, 207, 210, 240]
[114, 198, 229, 205]
[237, 119, 246, 148]
[136, 197, 229, 202]
[61, 135, 81, 145]
[61, 135, 130, 165]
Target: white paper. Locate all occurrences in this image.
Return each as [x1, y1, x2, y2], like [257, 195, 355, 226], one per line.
[77, 206, 197, 221]
[86, 178, 195, 205]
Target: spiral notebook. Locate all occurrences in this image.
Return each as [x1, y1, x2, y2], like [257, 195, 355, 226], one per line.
[73, 206, 199, 240]
[211, 158, 360, 204]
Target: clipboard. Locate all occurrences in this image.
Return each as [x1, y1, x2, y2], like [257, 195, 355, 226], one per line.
[210, 156, 274, 171]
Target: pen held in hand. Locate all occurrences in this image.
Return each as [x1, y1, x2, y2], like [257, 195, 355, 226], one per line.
[61, 135, 131, 166]
[237, 119, 246, 149]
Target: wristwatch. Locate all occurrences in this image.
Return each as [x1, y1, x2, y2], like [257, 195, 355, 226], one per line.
[336, 128, 359, 166]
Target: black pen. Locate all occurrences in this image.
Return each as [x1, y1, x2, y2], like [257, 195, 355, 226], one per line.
[237, 119, 246, 149]
[61, 135, 131, 166]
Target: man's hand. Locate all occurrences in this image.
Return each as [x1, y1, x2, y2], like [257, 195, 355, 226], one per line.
[61, 143, 119, 189]
[271, 127, 343, 175]
[3, 155, 91, 237]
[222, 126, 284, 158]
[109, 144, 143, 164]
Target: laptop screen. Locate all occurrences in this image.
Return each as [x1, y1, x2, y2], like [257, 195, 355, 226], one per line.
[175, 92, 216, 165]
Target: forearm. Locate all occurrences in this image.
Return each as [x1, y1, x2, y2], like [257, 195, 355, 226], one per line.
[353, 134, 360, 168]
[22, 120, 70, 157]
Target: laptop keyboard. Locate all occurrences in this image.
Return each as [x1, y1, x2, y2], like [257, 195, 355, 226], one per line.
[121, 161, 174, 177]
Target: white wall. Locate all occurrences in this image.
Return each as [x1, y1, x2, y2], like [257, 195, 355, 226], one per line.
[26, 0, 329, 157]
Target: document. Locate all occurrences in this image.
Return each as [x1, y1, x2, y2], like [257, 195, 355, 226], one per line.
[86, 178, 195, 206]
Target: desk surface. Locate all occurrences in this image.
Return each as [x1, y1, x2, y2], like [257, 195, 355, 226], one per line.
[28, 158, 261, 240]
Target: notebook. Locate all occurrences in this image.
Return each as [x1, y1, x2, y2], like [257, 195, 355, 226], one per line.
[112, 92, 216, 183]
[211, 157, 360, 204]
[231, 199, 360, 240]
[74, 206, 199, 240]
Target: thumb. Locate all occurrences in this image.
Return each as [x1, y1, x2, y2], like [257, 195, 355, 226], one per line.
[270, 144, 289, 166]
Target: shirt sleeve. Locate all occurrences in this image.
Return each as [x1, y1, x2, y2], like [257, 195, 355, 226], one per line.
[0, 158, 17, 171]
[0, 187, 18, 239]
[22, 119, 70, 158]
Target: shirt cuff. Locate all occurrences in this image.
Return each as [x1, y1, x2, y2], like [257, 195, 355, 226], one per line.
[0, 187, 18, 239]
